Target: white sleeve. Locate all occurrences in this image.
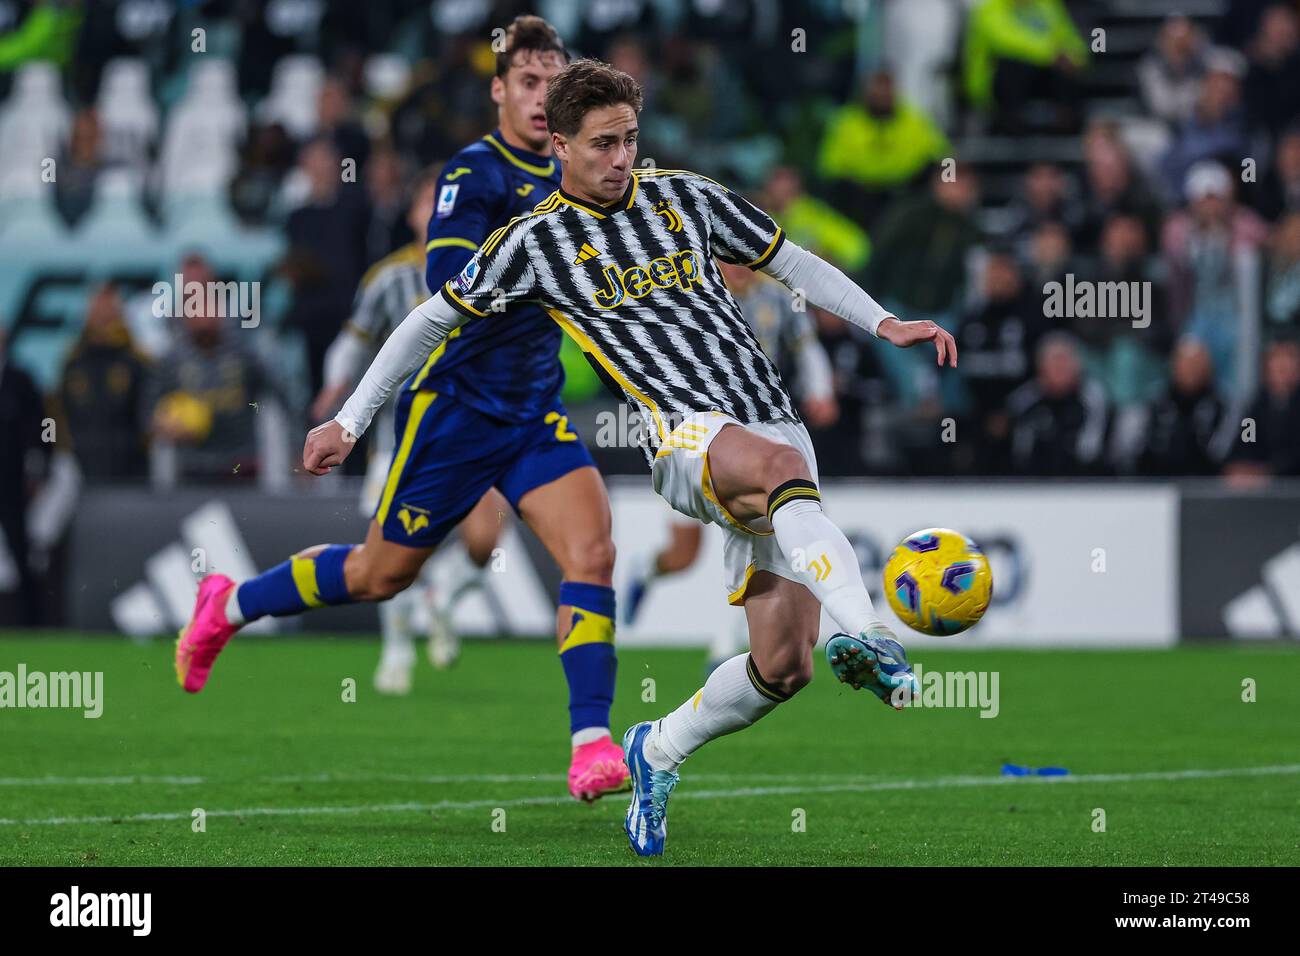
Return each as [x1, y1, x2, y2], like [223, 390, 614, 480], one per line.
[760, 238, 893, 337]
[334, 292, 467, 437]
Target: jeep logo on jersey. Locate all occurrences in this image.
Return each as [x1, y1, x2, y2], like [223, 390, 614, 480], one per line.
[592, 250, 702, 309]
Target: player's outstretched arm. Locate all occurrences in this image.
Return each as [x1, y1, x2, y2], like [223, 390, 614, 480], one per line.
[302, 293, 468, 475]
[759, 239, 956, 368]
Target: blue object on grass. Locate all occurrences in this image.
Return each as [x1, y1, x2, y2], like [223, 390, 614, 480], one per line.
[1001, 764, 1071, 776]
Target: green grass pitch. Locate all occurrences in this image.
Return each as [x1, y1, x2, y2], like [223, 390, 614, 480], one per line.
[1, 633, 1297, 866]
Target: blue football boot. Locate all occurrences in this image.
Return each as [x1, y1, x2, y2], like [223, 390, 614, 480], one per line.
[621, 721, 679, 857]
[826, 626, 919, 710]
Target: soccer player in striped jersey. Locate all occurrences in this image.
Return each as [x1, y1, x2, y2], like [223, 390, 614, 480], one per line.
[177, 18, 632, 804]
[304, 59, 958, 856]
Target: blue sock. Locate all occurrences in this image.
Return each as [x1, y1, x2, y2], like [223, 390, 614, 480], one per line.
[557, 582, 617, 737]
[236, 544, 356, 622]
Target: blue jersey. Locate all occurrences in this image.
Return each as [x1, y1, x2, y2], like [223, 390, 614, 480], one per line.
[417, 130, 563, 423]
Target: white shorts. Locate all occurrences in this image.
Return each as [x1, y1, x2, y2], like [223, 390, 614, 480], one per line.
[651, 410, 819, 605]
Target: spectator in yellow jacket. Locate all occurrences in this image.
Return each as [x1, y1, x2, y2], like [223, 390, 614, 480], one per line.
[964, 0, 1089, 134]
[761, 165, 871, 275]
[817, 68, 950, 227]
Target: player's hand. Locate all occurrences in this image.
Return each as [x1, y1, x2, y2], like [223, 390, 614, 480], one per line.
[310, 382, 350, 423]
[877, 316, 958, 368]
[303, 419, 357, 476]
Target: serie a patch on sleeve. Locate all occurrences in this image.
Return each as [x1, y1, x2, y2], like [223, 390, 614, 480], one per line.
[452, 257, 480, 294]
[436, 183, 460, 219]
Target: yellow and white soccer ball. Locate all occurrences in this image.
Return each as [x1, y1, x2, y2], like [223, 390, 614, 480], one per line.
[882, 528, 992, 636]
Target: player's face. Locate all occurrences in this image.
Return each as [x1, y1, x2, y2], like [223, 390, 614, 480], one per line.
[554, 104, 639, 205]
[494, 50, 565, 153]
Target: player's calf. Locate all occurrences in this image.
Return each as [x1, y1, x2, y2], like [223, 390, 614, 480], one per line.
[519, 466, 625, 788]
[177, 524, 435, 694]
[349, 560, 421, 602]
[750, 642, 815, 699]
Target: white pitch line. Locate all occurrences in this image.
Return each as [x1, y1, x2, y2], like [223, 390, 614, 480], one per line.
[1, 764, 1296, 827]
[0, 775, 207, 787]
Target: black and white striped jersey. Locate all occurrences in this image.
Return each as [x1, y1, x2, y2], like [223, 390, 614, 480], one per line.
[439, 168, 800, 464]
[345, 242, 429, 345]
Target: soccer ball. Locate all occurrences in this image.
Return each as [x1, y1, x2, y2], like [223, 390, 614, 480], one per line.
[882, 528, 992, 636]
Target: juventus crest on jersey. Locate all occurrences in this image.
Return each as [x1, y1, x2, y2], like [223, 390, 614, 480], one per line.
[440, 168, 801, 464]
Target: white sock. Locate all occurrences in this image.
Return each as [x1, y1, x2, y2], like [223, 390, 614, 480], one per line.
[769, 496, 883, 635]
[379, 593, 415, 669]
[647, 653, 784, 772]
[225, 587, 245, 626]
[572, 727, 611, 747]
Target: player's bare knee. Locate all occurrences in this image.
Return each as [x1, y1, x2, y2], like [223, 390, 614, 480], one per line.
[775, 655, 815, 696]
[752, 645, 814, 698]
[560, 535, 616, 585]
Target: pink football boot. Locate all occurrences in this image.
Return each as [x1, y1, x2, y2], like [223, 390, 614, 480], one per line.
[175, 574, 239, 693]
[568, 735, 632, 802]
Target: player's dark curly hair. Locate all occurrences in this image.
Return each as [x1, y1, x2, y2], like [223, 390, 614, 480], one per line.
[544, 59, 643, 137]
[495, 15, 568, 77]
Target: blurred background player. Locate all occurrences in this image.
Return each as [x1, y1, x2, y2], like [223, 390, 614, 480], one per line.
[178, 17, 630, 803]
[620, 258, 840, 671]
[311, 166, 457, 694]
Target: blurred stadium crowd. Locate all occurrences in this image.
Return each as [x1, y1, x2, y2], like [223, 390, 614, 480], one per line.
[1, 0, 1299, 509]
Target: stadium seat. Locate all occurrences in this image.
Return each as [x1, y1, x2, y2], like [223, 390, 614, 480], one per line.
[363, 53, 412, 101]
[161, 190, 240, 232]
[256, 54, 324, 140]
[0, 175, 72, 389]
[96, 58, 159, 170]
[885, 0, 961, 129]
[75, 168, 155, 242]
[160, 186, 285, 283]
[0, 61, 71, 188]
[187, 57, 242, 109]
[157, 60, 247, 197]
[0, 170, 65, 238]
